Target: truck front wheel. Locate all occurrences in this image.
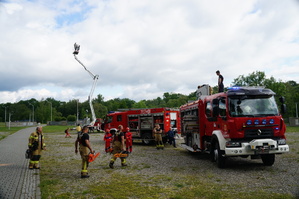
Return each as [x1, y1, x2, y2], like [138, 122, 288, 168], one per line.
[212, 141, 226, 168]
[261, 154, 275, 166]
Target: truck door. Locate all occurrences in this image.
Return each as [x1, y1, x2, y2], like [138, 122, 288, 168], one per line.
[170, 112, 177, 129]
[140, 116, 154, 144]
[128, 115, 140, 137]
[205, 101, 215, 136]
[218, 97, 228, 135]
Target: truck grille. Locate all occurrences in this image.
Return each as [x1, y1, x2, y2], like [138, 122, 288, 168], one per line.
[244, 129, 274, 139]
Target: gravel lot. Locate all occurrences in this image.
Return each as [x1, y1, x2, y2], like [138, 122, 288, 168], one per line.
[41, 131, 299, 198]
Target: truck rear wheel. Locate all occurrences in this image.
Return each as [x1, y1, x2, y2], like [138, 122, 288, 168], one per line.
[142, 133, 152, 145]
[261, 154, 275, 166]
[212, 141, 226, 168]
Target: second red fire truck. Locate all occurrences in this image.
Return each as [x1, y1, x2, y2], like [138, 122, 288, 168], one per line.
[180, 85, 289, 168]
[102, 108, 180, 144]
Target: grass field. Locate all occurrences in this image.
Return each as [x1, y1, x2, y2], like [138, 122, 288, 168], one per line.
[1, 124, 298, 198]
[0, 122, 27, 141]
[38, 125, 298, 199]
[286, 126, 299, 133]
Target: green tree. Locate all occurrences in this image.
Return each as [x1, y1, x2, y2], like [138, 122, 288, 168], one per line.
[67, 115, 76, 122]
[133, 100, 147, 108]
[233, 71, 266, 86]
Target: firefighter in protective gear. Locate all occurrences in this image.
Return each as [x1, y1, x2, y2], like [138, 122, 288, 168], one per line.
[103, 128, 112, 153]
[125, 127, 133, 153]
[75, 126, 94, 178]
[153, 124, 164, 149]
[28, 126, 46, 169]
[109, 125, 127, 169]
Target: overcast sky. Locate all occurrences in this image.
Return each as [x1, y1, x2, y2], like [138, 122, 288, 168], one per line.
[1, 0, 299, 104]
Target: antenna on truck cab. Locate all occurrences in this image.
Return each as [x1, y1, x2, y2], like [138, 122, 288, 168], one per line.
[73, 43, 99, 126]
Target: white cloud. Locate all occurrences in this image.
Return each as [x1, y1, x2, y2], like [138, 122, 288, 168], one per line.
[1, 0, 299, 104]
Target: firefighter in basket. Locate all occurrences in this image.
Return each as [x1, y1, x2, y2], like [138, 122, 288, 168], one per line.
[28, 126, 46, 169]
[109, 125, 129, 169]
[153, 124, 164, 149]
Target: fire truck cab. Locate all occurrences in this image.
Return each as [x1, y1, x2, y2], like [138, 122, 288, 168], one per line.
[180, 86, 289, 168]
[103, 108, 180, 144]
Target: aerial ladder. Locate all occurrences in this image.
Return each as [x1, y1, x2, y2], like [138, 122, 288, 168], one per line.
[73, 43, 99, 127]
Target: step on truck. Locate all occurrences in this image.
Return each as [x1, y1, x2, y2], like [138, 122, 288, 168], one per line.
[102, 108, 180, 144]
[180, 85, 289, 168]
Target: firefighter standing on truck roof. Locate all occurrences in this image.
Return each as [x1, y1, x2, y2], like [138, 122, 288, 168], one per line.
[216, 70, 224, 92]
[153, 124, 164, 149]
[28, 126, 46, 169]
[75, 126, 94, 178]
[109, 125, 127, 169]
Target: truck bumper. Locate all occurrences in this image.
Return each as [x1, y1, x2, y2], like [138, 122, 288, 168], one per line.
[225, 139, 289, 156]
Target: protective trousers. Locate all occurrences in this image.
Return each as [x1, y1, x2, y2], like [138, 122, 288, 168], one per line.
[29, 145, 43, 169]
[79, 145, 89, 177]
[109, 141, 127, 168]
[29, 153, 41, 169]
[155, 133, 164, 149]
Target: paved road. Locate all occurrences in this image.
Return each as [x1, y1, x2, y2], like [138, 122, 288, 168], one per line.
[0, 127, 41, 199]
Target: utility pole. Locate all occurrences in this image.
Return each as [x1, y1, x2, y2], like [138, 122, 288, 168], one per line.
[46, 101, 53, 122]
[8, 112, 12, 130]
[2, 106, 7, 123]
[77, 99, 79, 125]
[296, 102, 298, 118]
[29, 103, 35, 122]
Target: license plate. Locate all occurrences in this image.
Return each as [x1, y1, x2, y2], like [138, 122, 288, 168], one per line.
[254, 148, 270, 155]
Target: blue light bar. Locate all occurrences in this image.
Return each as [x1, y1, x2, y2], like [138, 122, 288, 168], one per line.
[246, 120, 252, 125]
[262, 119, 267, 125]
[227, 86, 240, 90]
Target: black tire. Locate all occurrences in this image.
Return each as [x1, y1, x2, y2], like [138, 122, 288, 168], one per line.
[212, 141, 226, 168]
[142, 133, 152, 145]
[261, 154, 275, 166]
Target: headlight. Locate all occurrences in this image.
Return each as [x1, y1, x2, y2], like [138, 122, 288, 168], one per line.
[277, 139, 286, 145]
[226, 141, 241, 147]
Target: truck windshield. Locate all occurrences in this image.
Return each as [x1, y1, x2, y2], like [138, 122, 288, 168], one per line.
[105, 116, 112, 123]
[229, 96, 279, 117]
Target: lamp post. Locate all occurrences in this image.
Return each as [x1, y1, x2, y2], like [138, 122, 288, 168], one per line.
[296, 102, 298, 118]
[8, 112, 13, 130]
[46, 101, 53, 122]
[29, 103, 35, 122]
[2, 106, 7, 123]
[76, 99, 79, 125]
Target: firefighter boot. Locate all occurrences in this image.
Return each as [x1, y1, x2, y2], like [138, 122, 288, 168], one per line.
[156, 142, 160, 150]
[121, 158, 127, 167]
[33, 162, 40, 169]
[81, 172, 89, 178]
[29, 162, 34, 170]
[109, 160, 114, 169]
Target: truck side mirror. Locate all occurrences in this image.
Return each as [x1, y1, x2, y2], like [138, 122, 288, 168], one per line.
[281, 104, 287, 114]
[212, 98, 219, 117]
[279, 96, 285, 103]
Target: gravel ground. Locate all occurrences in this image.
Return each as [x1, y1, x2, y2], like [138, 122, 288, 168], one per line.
[41, 131, 299, 198]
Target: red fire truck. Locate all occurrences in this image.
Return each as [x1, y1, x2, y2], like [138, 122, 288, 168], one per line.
[102, 108, 180, 144]
[180, 85, 289, 168]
